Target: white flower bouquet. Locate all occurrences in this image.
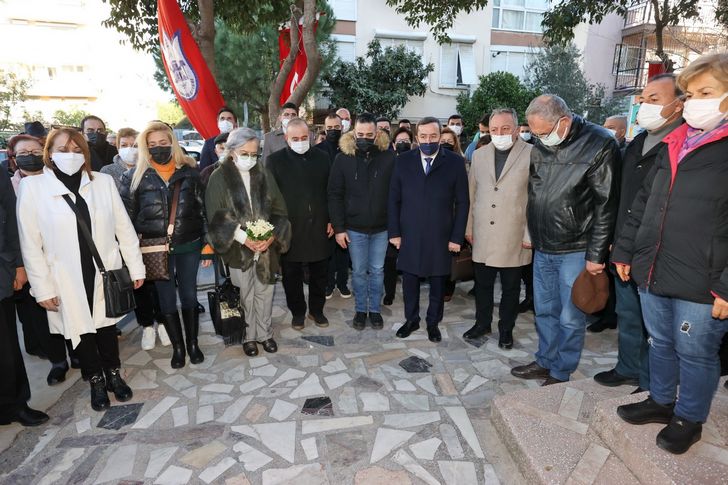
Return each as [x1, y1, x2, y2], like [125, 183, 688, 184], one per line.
[244, 219, 274, 261]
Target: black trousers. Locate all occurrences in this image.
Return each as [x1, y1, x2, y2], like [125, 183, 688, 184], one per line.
[134, 280, 161, 327]
[14, 283, 68, 364]
[402, 272, 447, 327]
[384, 255, 398, 299]
[0, 297, 30, 417]
[474, 264, 522, 332]
[521, 261, 533, 300]
[74, 326, 120, 379]
[282, 258, 328, 317]
[327, 241, 350, 291]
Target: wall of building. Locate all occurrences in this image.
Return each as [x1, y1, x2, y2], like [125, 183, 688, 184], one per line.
[573, 13, 625, 96]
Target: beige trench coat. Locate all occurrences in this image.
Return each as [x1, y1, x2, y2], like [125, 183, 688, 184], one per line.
[466, 137, 532, 268]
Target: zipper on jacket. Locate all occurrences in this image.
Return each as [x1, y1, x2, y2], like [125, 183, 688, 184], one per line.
[646, 158, 679, 287]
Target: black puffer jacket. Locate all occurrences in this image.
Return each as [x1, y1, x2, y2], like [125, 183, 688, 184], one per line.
[120, 165, 206, 245]
[612, 126, 728, 304]
[328, 131, 395, 234]
[527, 116, 620, 263]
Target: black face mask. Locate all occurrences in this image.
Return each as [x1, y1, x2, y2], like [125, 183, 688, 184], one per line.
[395, 141, 411, 154]
[15, 154, 45, 173]
[481, 134, 492, 145]
[86, 132, 107, 147]
[149, 146, 173, 165]
[356, 137, 375, 154]
[441, 142, 455, 151]
[326, 129, 342, 145]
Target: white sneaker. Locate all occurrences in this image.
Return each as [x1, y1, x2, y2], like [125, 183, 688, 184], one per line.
[157, 324, 171, 347]
[141, 326, 156, 351]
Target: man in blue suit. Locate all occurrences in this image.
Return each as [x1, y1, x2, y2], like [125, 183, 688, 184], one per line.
[388, 117, 470, 342]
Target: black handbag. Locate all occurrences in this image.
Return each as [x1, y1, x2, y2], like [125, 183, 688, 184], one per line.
[208, 258, 246, 346]
[62, 195, 136, 318]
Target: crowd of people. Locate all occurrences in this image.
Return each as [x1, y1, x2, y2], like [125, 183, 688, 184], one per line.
[1, 52, 727, 456]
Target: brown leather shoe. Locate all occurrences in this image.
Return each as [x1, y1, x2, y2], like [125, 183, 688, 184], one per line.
[511, 361, 550, 380]
[541, 376, 566, 386]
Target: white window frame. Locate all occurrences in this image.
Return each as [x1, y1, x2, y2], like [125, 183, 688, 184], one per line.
[489, 45, 540, 79]
[332, 34, 357, 63]
[439, 37, 477, 89]
[330, 0, 357, 22]
[491, 0, 548, 34]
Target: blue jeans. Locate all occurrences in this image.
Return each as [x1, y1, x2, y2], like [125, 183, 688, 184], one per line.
[533, 251, 587, 381]
[614, 278, 650, 389]
[639, 290, 728, 423]
[347, 230, 388, 313]
[155, 251, 201, 314]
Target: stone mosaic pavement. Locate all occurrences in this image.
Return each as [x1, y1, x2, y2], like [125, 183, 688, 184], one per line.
[0, 273, 624, 485]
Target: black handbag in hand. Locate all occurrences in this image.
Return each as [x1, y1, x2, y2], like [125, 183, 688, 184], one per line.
[63, 195, 136, 318]
[208, 258, 246, 346]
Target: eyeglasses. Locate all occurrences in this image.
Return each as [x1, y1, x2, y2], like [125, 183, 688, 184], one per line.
[533, 118, 563, 140]
[15, 150, 43, 157]
[85, 128, 107, 135]
[235, 151, 260, 158]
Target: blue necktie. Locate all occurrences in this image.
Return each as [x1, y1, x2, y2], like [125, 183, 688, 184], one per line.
[425, 157, 433, 175]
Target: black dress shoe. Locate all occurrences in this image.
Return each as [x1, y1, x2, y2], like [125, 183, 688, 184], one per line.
[308, 313, 329, 328]
[89, 374, 110, 412]
[396, 320, 420, 339]
[259, 339, 277, 353]
[656, 416, 702, 454]
[463, 322, 492, 340]
[587, 318, 617, 333]
[617, 396, 674, 425]
[518, 297, 534, 313]
[427, 326, 442, 343]
[631, 387, 647, 394]
[511, 361, 550, 380]
[291, 315, 305, 330]
[70, 355, 82, 369]
[104, 368, 133, 402]
[542, 376, 566, 386]
[594, 369, 639, 387]
[383, 295, 394, 306]
[47, 362, 69, 386]
[243, 342, 259, 357]
[369, 312, 384, 330]
[353, 312, 367, 331]
[196, 302, 206, 314]
[498, 330, 513, 350]
[0, 405, 49, 427]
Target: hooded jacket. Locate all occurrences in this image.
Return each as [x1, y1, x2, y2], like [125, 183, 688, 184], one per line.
[328, 131, 395, 235]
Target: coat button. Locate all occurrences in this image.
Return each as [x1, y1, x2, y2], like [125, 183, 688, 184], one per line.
[490, 221, 495, 225]
[491, 204, 496, 208]
[627, 209, 632, 213]
[494, 187, 498, 191]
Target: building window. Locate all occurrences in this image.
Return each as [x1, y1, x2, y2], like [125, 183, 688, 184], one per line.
[377, 37, 425, 58]
[440, 43, 477, 88]
[330, 0, 357, 21]
[332, 34, 356, 62]
[492, 0, 548, 33]
[490, 46, 538, 80]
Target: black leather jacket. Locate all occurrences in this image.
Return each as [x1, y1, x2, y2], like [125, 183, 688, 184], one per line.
[527, 116, 620, 264]
[120, 165, 206, 245]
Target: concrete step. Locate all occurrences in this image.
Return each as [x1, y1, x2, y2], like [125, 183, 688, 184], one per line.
[491, 377, 728, 484]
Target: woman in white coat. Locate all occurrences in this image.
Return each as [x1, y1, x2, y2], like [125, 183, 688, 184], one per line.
[17, 128, 146, 412]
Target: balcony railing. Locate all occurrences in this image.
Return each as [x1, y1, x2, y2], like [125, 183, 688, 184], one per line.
[625, 2, 653, 28]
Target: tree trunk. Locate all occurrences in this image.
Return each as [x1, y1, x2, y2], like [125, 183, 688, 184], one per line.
[286, 0, 323, 110]
[268, 9, 302, 127]
[651, 0, 674, 72]
[261, 108, 271, 133]
[196, 0, 216, 77]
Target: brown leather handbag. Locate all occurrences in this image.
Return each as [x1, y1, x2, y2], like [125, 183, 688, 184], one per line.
[450, 243, 474, 282]
[139, 181, 181, 281]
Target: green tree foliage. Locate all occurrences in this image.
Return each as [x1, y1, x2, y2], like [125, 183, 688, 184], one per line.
[0, 70, 30, 131]
[385, 0, 489, 43]
[52, 108, 91, 127]
[524, 43, 624, 121]
[156, 101, 185, 125]
[323, 40, 434, 119]
[456, 71, 538, 130]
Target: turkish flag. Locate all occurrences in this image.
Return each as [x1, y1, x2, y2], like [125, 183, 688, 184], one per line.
[278, 25, 309, 107]
[158, 0, 225, 139]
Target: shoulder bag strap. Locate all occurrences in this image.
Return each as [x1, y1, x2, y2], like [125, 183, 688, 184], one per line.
[167, 179, 182, 241]
[62, 194, 106, 274]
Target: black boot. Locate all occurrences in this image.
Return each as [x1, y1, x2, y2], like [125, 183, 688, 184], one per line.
[181, 307, 204, 365]
[89, 373, 110, 411]
[104, 368, 133, 402]
[162, 312, 186, 368]
[498, 321, 513, 350]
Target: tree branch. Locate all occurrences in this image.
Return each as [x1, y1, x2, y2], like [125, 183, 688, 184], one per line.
[286, 0, 322, 109]
[268, 7, 302, 125]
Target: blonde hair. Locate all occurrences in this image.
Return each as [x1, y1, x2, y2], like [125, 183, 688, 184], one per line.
[43, 128, 93, 178]
[116, 127, 139, 148]
[131, 121, 195, 191]
[677, 52, 728, 93]
[440, 127, 464, 156]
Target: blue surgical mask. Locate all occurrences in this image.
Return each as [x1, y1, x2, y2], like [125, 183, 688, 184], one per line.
[419, 142, 439, 156]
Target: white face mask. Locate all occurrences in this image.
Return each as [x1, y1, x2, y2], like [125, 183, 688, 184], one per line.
[289, 139, 310, 155]
[281, 118, 291, 132]
[519, 132, 532, 142]
[118, 147, 138, 165]
[218, 119, 234, 134]
[234, 153, 257, 171]
[540, 118, 566, 147]
[683, 93, 728, 131]
[52, 152, 86, 175]
[491, 134, 515, 151]
[341, 119, 351, 133]
[448, 124, 463, 136]
[636, 102, 669, 131]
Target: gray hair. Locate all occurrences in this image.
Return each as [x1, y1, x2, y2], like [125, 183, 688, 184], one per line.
[223, 127, 259, 159]
[605, 115, 627, 126]
[490, 108, 518, 127]
[286, 117, 309, 132]
[525, 94, 572, 123]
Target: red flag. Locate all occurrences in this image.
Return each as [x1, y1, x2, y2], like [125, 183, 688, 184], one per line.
[278, 25, 309, 107]
[158, 0, 225, 139]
